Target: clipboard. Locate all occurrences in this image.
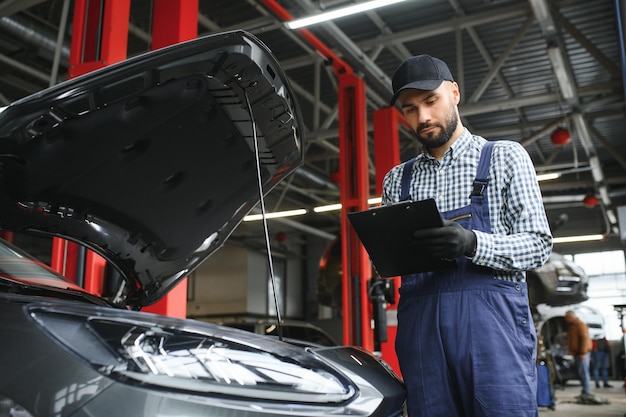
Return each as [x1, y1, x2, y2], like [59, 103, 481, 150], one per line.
[347, 198, 456, 277]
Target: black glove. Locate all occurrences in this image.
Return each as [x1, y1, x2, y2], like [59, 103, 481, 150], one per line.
[412, 220, 477, 259]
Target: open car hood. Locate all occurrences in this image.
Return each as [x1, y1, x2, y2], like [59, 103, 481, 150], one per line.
[0, 31, 303, 308]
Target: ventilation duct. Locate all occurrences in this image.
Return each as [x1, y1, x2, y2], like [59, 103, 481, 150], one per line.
[0, 14, 70, 65]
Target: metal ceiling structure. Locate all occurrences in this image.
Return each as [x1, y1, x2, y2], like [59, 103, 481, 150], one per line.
[0, 0, 625, 254]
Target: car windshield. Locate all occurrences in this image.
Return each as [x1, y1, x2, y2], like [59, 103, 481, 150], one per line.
[0, 238, 84, 291]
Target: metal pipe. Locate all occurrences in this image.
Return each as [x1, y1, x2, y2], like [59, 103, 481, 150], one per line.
[615, 0, 626, 101]
[0, 15, 70, 62]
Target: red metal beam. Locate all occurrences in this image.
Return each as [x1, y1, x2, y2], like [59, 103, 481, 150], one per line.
[52, 0, 131, 293]
[151, 0, 199, 49]
[83, 251, 106, 296]
[338, 72, 373, 350]
[373, 107, 403, 194]
[0, 231, 14, 243]
[372, 106, 405, 375]
[261, 0, 378, 350]
[53, 0, 196, 316]
[68, 0, 131, 78]
[51, 239, 80, 281]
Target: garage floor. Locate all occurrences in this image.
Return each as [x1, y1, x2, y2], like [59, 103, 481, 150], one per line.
[539, 380, 626, 416]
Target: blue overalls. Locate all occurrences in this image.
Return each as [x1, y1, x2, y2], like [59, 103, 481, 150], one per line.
[395, 142, 538, 417]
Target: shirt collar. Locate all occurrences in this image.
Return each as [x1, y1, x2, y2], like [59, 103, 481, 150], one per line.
[448, 128, 472, 160]
[415, 128, 472, 163]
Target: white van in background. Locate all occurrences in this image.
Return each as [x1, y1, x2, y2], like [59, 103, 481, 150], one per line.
[534, 304, 606, 384]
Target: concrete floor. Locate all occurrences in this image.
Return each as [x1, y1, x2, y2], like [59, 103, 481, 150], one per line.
[539, 380, 626, 416]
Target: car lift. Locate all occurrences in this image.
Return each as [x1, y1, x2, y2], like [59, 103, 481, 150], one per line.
[261, 0, 376, 353]
[45, 0, 408, 375]
[50, 0, 198, 318]
[262, 2, 412, 375]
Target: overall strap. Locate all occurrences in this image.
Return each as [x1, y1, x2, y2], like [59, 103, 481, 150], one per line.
[470, 141, 495, 233]
[470, 141, 495, 199]
[400, 157, 416, 201]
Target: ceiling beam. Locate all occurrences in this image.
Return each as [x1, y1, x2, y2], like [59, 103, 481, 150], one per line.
[0, 0, 46, 18]
[529, 0, 614, 226]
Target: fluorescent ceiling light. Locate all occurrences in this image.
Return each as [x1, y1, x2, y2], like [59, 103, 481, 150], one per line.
[243, 209, 307, 221]
[542, 194, 585, 204]
[251, 196, 382, 219]
[314, 203, 342, 213]
[552, 234, 604, 244]
[313, 197, 382, 213]
[286, 0, 409, 29]
[536, 172, 561, 182]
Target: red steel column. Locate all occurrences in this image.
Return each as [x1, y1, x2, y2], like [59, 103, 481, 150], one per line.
[52, 0, 130, 293]
[338, 72, 373, 351]
[151, 0, 199, 48]
[0, 231, 14, 243]
[68, 0, 131, 78]
[373, 107, 402, 190]
[141, 0, 198, 319]
[259, 0, 377, 351]
[372, 106, 406, 376]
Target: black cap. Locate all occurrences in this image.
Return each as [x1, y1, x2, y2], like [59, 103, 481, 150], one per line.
[389, 55, 454, 105]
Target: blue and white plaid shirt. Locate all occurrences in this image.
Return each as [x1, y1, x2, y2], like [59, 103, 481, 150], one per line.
[381, 128, 553, 281]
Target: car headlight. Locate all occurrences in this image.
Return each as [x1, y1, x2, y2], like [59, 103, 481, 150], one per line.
[28, 304, 356, 404]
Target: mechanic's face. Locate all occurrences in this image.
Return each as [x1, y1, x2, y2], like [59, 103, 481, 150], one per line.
[397, 81, 461, 150]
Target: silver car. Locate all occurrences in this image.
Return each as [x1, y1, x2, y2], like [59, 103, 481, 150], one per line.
[0, 30, 406, 417]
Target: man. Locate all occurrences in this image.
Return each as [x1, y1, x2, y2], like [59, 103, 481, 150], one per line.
[382, 55, 553, 417]
[591, 335, 613, 388]
[565, 310, 593, 396]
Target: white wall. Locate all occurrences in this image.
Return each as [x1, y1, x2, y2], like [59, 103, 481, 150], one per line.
[247, 250, 269, 315]
[582, 273, 626, 341]
[286, 254, 303, 317]
[187, 244, 248, 317]
[565, 251, 626, 341]
[186, 242, 306, 319]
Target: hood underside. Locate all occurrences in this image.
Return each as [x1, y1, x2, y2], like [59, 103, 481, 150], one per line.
[0, 30, 304, 308]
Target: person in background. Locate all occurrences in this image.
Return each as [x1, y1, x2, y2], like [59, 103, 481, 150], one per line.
[591, 335, 613, 388]
[564, 310, 593, 396]
[382, 54, 553, 417]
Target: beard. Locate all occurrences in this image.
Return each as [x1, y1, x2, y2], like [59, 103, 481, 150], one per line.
[415, 107, 459, 149]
